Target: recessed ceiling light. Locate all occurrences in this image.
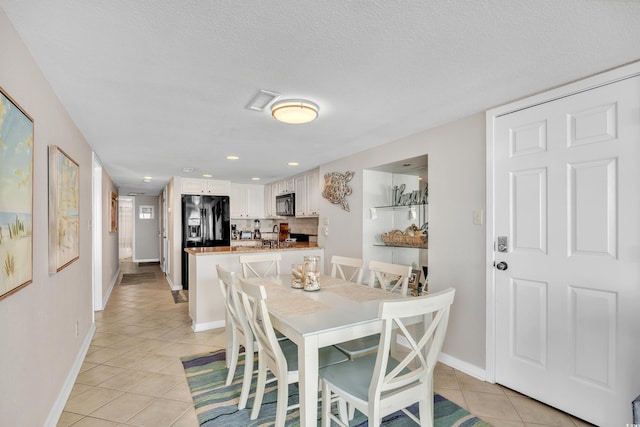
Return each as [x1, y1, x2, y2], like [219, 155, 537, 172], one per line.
[143, 177, 152, 182]
[251, 177, 260, 181]
[288, 162, 299, 166]
[226, 155, 239, 160]
[182, 167, 195, 173]
[202, 174, 212, 178]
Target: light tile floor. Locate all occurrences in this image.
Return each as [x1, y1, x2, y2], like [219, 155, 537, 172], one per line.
[57, 259, 596, 427]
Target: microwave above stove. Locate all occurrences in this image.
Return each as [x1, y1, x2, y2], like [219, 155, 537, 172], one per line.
[276, 193, 295, 216]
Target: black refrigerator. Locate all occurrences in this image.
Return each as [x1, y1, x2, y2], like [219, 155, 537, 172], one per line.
[182, 194, 230, 289]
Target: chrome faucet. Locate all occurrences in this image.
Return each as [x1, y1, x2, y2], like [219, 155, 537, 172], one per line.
[273, 224, 279, 233]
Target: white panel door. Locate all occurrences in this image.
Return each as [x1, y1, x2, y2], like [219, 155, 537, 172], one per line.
[492, 75, 640, 426]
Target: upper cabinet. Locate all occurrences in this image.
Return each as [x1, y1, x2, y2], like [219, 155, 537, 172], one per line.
[277, 178, 296, 195]
[181, 178, 230, 195]
[230, 183, 265, 219]
[264, 184, 274, 218]
[306, 169, 320, 215]
[295, 169, 320, 217]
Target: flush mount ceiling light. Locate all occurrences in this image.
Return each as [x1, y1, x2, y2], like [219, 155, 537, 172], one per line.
[271, 99, 319, 124]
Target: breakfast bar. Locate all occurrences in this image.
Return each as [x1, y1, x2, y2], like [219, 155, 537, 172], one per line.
[184, 245, 324, 331]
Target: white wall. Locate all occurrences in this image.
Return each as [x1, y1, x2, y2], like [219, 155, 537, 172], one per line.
[319, 113, 486, 371]
[0, 8, 101, 425]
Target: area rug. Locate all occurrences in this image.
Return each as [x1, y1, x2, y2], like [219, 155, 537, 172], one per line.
[119, 272, 157, 285]
[181, 349, 491, 427]
[171, 290, 188, 303]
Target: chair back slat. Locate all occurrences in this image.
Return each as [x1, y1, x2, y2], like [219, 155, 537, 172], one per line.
[330, 255, 364, 284]
[240, 253, 282, 278]
[238, 278, 288, 376]
[370, 288, 456, 400]
[367, 260, 411, 295]
[216, 265, 251, 338]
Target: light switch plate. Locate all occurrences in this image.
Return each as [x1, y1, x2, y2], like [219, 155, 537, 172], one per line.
[473, 209, 483, 225]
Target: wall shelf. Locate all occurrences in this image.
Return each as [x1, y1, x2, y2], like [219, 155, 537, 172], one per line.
[374, 244, 428, 249]
[373, 203, 428, 209]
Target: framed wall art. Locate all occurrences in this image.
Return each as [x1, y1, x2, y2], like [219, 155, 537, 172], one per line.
[48, 145, 79, 273]
[110, 191, 118, 232]
[0, 87, 34, 300]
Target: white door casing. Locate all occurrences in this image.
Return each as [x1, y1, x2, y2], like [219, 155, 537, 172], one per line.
[486, 64, 640, 426]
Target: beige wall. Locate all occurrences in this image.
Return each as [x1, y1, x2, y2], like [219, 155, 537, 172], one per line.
[0, 9, 112, 425]
[318, 113, 487, 372]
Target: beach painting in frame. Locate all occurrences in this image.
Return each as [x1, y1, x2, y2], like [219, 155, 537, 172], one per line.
[0, 87, 34, 300]
[48, 145, 79, 273]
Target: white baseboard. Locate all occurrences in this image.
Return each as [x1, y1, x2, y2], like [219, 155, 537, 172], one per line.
[165, 274, 182, 291]
[396, 336, 487, 382]
[438, 351, 487, 382]
[45, 323, 96, 427]
[192, 319, 225, 332]
[132, 258, 160, 263]
[100, 267, 120, 311]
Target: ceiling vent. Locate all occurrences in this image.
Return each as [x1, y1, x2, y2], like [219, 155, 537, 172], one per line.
[246, 90, 280, 111]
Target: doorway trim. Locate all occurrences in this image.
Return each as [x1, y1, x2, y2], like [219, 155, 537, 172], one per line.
[485, 60, 640, 383]
[92, 152, 103, 312]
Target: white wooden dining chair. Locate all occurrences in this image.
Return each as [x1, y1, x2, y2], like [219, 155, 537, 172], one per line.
[216, 265, 255, 410]
[239, 252, 282, 278]
[320, 288, 456, 427]
[330, 255, 364, 284]
[238, 278, 349, 427]
[367, 260, 412, 296]
[333, 260, 412, 361]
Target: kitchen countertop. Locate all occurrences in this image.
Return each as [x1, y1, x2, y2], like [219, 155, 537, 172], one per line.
[185, 242, 320, 255]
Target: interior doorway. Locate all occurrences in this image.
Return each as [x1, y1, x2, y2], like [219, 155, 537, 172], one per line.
[118, 197, 133, 259]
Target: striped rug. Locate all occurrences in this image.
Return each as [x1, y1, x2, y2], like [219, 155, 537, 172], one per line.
[181, 349, 491, 427]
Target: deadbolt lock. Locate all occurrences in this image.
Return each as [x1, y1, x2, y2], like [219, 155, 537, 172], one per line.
[497, 236, 508, 253]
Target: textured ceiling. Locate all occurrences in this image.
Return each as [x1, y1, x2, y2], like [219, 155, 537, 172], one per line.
[1, 0, 639, 195]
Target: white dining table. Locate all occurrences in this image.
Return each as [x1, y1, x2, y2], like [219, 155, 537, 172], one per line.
[241, 274, 405, 427]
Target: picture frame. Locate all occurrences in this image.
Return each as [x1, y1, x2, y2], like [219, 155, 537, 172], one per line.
[110, 191, 118, 232]
[48, 145, 79, 273]
[408, 268, 422, 290]
[0, 87, 34, 300]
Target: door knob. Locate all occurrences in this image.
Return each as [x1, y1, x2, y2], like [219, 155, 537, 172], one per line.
[496, 261, 508, 271]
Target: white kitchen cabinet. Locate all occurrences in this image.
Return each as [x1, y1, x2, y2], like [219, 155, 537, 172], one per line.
[264, 184, 273, 218]
[230, 183, 265, 219]
[277, 178, 295, 195]
[306, 169, 320, 216]
[294, 175, 307, 216]
[181, 178, 230, 195]
[294, 169, 320, 217]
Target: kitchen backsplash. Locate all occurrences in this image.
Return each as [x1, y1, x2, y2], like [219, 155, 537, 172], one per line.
[232, 217, 319, 236]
